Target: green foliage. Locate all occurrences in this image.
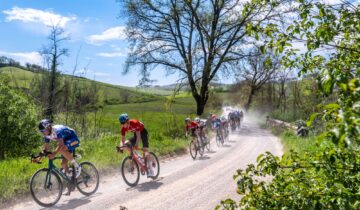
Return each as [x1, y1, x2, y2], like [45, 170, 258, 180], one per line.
[0, 75, 40, 160]
[218, 1, 360, 209]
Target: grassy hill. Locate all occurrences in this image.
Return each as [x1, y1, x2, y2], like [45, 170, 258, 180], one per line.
[0, 66, 163, 104]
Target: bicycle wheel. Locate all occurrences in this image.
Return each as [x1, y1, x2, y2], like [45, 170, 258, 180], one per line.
[147, 152, 160, 179]
[121, 156, 140, 187]
[204, 136, 211, 151]
[30, 168, 62, 207]
[189, 140, 197, 160]
[76, 162, 99, 196]
[216, 134, 222, 147]
[197, 138, 205, 156]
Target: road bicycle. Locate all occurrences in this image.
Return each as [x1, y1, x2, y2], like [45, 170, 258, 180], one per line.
[189, 134, 205, 160]
[215, 128, 224, 147]
[30, 151, 99, 207]
[117, 144, 160, 187]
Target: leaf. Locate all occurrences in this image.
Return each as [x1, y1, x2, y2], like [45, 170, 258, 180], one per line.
[307, 113, 319, 127]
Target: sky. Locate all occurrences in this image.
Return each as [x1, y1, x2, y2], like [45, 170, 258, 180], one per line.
[1, 0, 358, 87]
[0, 0, 200, 87]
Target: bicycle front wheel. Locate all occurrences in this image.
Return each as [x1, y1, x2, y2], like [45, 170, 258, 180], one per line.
[147, 152, 160, 179]
[204, 136, 211, 151]
[197, 138, 205, 156]
[216, 134, 222, 147]
[76, 162, 99, 196]
[189, 141, 197, 160]
[30, 168, 62, 207]
[121, 156, 140, 187]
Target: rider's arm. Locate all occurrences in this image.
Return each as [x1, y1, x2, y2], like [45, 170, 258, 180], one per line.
[43, 142, 50, 151]
[135, 131, 141, 146]
[53, 139, 66, 155]
[120, 135, 126, 146]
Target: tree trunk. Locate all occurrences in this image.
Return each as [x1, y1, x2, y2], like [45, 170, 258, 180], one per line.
[46, 56, 57, 120]
[245, 87, 255, 111]
[195, 98, 206, 115]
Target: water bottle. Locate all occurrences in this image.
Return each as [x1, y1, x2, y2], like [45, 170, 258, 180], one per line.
[135, 151, 144, 165]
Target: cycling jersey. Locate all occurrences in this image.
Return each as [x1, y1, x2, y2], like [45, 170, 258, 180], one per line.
[185, 121, 199, 131]
[44, 125, 80, 151]
[212, 118, 222, 129]
[121, 119, 144, 136]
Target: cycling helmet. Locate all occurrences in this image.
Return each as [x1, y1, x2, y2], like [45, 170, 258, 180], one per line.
[194, 117, 200, 123]
[185, 117, 191, 123]
[211, 114, 217, 120]
[38, 119, 51, 132]
[221, 116, 226, 120]
[119, 113, 129, 124]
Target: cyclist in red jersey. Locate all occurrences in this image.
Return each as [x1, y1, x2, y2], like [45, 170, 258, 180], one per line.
[118, 113, 153, 177]
[185, 118, 200, 146]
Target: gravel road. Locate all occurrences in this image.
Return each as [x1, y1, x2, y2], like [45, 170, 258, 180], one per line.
[8, 118, 282, 210]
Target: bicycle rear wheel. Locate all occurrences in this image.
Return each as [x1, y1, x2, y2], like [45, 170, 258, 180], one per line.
[189, 140, 197, 160]
[76, 162, 99, 196]
[30, 168, 62, 207]
[121, 156, 140, 187]
[147, 152, 160, 179]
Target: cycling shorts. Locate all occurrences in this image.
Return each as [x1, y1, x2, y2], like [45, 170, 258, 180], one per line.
[129, 128, 149, 148]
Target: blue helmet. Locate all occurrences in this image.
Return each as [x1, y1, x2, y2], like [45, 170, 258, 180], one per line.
[119, 113, 129, 124]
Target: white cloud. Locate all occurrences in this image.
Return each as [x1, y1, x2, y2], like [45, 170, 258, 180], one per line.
[96, 52, 126, 57]
[87, 26, 127, 44]
[0, 51, 43, 65]
[3, 7, 76, 28]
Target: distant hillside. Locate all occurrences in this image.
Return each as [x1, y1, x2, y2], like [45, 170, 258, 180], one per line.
[154, 82, 231, 92]
[0, 66, 163, 104]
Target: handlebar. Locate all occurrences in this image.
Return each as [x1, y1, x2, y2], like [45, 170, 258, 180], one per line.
[116, 144, 143, 153]
[30, 151, 54, 164]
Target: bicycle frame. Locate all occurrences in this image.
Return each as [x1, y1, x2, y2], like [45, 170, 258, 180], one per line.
[45, 157, 74, 188]
[122, 146, 148, 173]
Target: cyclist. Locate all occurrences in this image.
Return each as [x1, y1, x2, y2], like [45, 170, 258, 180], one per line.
[118, 113, 154, 178]
[194, 117, 207, 142]
[240, 110, 244, 122]
[228, 111, 236, 131]
[185, 117, 200, 143]
[38, 119, 81, 179]
[221, 116, 229, 137]
[234, 110, 241, 128]
[211, 114, 223, 143]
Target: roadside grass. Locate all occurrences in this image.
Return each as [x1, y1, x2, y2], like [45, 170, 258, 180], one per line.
[277, 130, 319, 153]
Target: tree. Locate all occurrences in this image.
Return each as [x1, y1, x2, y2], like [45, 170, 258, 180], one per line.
[40, 25, 69, 120]
[217, 0, 360, 209]
[0, 75, 40, 160]
[234, 48, 280, 111]
[121, 0, 294, 115]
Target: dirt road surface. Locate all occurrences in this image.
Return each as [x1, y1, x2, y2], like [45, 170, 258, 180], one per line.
[7, 118, 282, 210]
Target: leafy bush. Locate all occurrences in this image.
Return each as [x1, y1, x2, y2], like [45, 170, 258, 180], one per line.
[0, 75, 40, 160]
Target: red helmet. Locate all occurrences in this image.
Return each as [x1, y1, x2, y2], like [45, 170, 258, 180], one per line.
[211, 114, 217, 120]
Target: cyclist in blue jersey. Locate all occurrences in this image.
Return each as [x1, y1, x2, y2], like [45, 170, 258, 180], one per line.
[211, 114, 224, 140]
[38, 119, 81, 179]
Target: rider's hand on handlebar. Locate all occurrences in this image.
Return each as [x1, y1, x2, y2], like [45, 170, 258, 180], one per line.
[116, 146, 123, 153]
[48, 153, 55, 159]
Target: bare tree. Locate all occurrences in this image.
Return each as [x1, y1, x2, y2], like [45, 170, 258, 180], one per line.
[235, 48, 280, 111]
[121, 0, 293, 115]
[40, 25, 69, 120]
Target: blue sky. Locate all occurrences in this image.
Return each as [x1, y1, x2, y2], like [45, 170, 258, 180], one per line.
[0, 0, 191, 86]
